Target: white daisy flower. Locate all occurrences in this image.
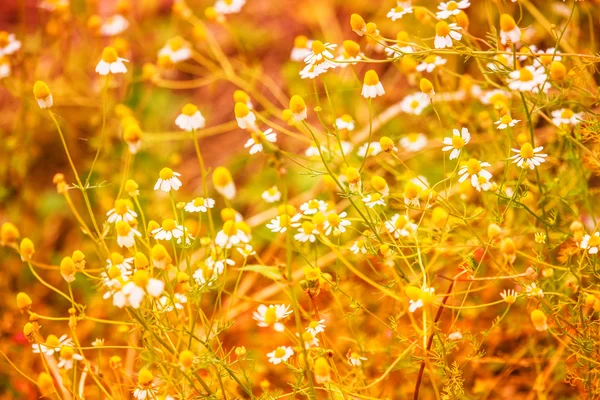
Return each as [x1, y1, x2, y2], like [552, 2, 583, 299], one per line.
[133, 385, 157, 400]
[458, 159, 493, 191]
[32, 334, 74, 356]
[152, 219, 184, 241]
[494, 115, 520, 130]
[193, 266, 217, 287]
[184, 197, 215, 213]
[291, 35, 313, 62]
[244, 129, 277, 154]
[362, 193, 386, 208]
[362, 70, 385, 98]
[500, 14, 521, 45]
[306, 319, 326, 335]
[350, 239, 368, 254]
[215, 0, 246, 14]
[100, 15, 129, 37]
[387, 3, 413, 21]
[436, 0, 470, 19]
[57, 346, 84, 370]
[215, 220, 249, 249]
[305, 145, 329, 157]
[400, 94, 430, 115]
[481, 89, 511, 106]
[113, 271, 164, 309]
[533, 47, 562, 68]
[262, 186, 281, 203]
[385, 213, 417, 238]
[448, 331, 463, 341]
[175, 103, 205, 131]
[96, 46, 128, 76]
[253, 304, 293, 332]
[300, 57, 337, 79]
[434, 22, 462, 49]
[266, 213, 301, 233]
[507, 66, 550, 93]
[106, 253, 134, 277]
[357, 141, 382, 158]
[500, 289, 518, 304]
[267, 346, 294, 365]
[107, 199, 138, 223]
[580, 232, 600, 255]
[294, 221, 319, 243]
[158, 293, 187, 312]
[304, 41, 337, 64]
[323, 211, 351, 236]
[0, 59, 11, 79]
[206, 250, 235, 275]
[509, 143, 547, 170]
[236, 244, 256, 258]
[347, 350, 367, 366]
[115, 221, 142, 248]
[442, 127, 470, 160]
[154, 168, 182, 192]
[551, 108, 583, 127]
[300, 199, 328, 215]
[158, 36, 192, 63]
[525, 282, 544, 298]
[400, 133, 428, 152]
[335, 115, 355, 131]
[416, 55, 447, 73]
[234, 102, 257, 130]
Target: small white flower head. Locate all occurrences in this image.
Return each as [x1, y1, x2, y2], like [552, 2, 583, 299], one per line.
[350, 239, 368, 254]
[458, 158, 493, 191]
[266, 213, 301, 233]
[509, 143, 547, 170]
[500, 289, 518, 304]
[0, 31, 21, 56]
[481, 89, 511, 107]
[495, 115, 520, 130]
[154, 168, 182, 192]
[551, 108, 582, 127]
[32, 334, 74, 356]
[400, 94, 430, 115]
[100, 15, 129, 37]
[531, 310, 548, 332]
[106, 253, 134, 277]
[133, 368, 157, 400]
[0, 58, 11, 79]
[267, 346, 294, 365]
[387, 2, 413, 21]
[122, 123, 143, 154]
[184, 197, 215, 213]
[215, 220, 249, 249]
[291, 35, 313, 62]
[442, 127, 470, 160]
[500, 14, 521, 45]
[434, 21, 462, 49]
[212, 166, 236, 200]
[357, 141, 382, 158]
[335, 40, 363, 66]
[525, 282, 544, 298]
[236, 244, 256, 258]
[362, 192, 386, 208]
[324, 211, 351, 236]
[300, 57, 337, 79]
[347, 350, 367, 366]
[335, 114, 355, 131]
[33, 81, 53, 109]
[96, 46, 128, 76]
[262, 186, 281, 203]
[507, 66, 549, 93]
[253, 304, 293, 332]
[306, 319, 326, 335]
[437, 0, 470, 19]
[206, 247, 235, 274]
[152, 219, 184, 241]
[448, 331, 463, 341]
[300, 199, 328, 215]
[158, 36, 192, 63]
[385, 213, 417, 238]
[362, 70, 385, 98]
[400, 133, 428, 152]
[158, 293, 187, 312]
[245, 128, 277, 154]
[294, 220, 319, 243]
[215, 0, 246, 14]
[113, 270, 164, 309]
[289, 95, 307, 121]
[580, 232, 600, 255]
[57, 346, 84, 370]
[533, 47, 562, 68]
[175, 103, 205, 131]
[304, 40, 337, 65]
[234, 102, 257, 130]
[115, 221, 141, 248]
[107, 199, 138, 223]
[416, 55, 447, 73]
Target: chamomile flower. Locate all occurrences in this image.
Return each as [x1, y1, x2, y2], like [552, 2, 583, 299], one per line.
[434, 21, 462, 49]
[403, 181, 423, 207]
[152, 219, 185, 241]
[531, 309, 548, 332]
[115, 221, 141, 248]
[113, 270, 164, 309]
[324, 211, 351, 236]
[0, 58, 10, 79]
[213, 167, 236, 200]
[350, 239, 368, 254]
[294, 221, 319, 243]
[106, 253, 134, 277]
[481, 89, 511, 107]
[406, 285, 436, 312]
[486, 54, 515, 72]
[387, 2, 413, 21]
[215, 220, 249, 249]
[400, 94, 430, 115]
[495, 115, 520, 129]
[237, 244, 256, 258]
[214, 0, 246, 14]
[0, 31, 21, 56]
[458, 159, 492, 189]
[416, 55, 447, 73]
[100, 15, 129, 36]
[436, 0, 470, 19]
[57, 346, 84, 370]
[362, 192, 386, 208]
[206, 248, 235, 274]
[266, 214, 301, 233]
[509, 143, 547, 170]
[385, 214, 417, 238]
[362, 70, 385, 98]
[300, 199, 328, 215]
[175, 103, 205, 131]
[253, 304, 293, 332]
[500, 289, 518, 304]
[267, 346, 294, 365]
[96, 46, 128, 76]
[442, 127, 470, 160]
[580, 232, 600, 254]
[158, 36, 192, 63]
[193, 265, 217, 287]
[107, 199, 138, 223]
[357, 141, 382, 158]
[158, 293, 187, 312]
[234, 102, 257, 130]
[306, 319, 326, 335]
[32, 334, 74, 356]
[400, 133, 428, 152]
[244, 129, 277, 154]
[335, 40, 363, 66]
[499, 14, 521, 45]
[551, 108, 582, 126]
[262, 186, 281, 203]
[507, 66, 549, 93]
[291, 35, 313, 62]
[133, 369, 157, 400]
[184, 197, 215, 213]
[304, 40, 336, 64]
[525, 283, 544, 298]
[347, 350, 367, 366]
[154, 168, 182, 192]
[33, 81, 53, 109]
[335, 114, 355, 131]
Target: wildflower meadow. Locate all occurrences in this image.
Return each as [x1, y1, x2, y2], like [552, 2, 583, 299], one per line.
[2, 0, 600, 398]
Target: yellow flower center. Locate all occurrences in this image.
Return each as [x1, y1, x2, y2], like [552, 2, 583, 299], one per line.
[519, 68, 534, 82]
[408, 133, 421, 143]
[294, 35, 308, 48]
[447, 1, 458, 10]
[222, 220, 237, 236]
[169, 36, 184, 51]
[101, 46, 119, 63]
[213, 167, 232, 188]
[589, 235, 600, 247]
[394, 215, 408, 229]
[520, 143, 534, 159]
[452, 135, 465, 148]
[500, 115, 512, 124]
[60, 346, 75, 360]
[309, 321, 319, 329]
[395, 6, 405, 12]
[364, 70, 380, 86]
[193, 197, 205, 207]
[327, 213, 341, 227]
[264, 306, 278, 325]
[182, 103, 198, 116]
[273, 347, 287, 358]
[115, 221, 131, 236]
[0, 31, 8, 47]
[133, 269, 149, 288]
[561, 109, 574, 118]
[477, 175, 488, 184]
[436, 21, 450, 37]
[308, 200, 320, 209]
[234, 102, 250, 118]
[159, 167, 174, 180]
[466, 158, 481, 174]
[45, 334, 60, 347]
[313, 212, 326, 226]
[302, 221, 315, 233]
[289, 95, 306, 114]
[500, 14, 516, 32]
[114, 199, 129, 215]
[162, 219, 177, 231]
[33, 81, 51, 100]
[311, 40, 325, 54]
[424, 55, 437, 64]
[410, 100, 420, 109]
[111, 252, 124, 265]
[404, 182, 421, 199]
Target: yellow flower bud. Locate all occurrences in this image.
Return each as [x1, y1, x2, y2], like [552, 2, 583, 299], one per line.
[350, 14, 366, 35]
[138, 368, 154, 386]
[60, 256, 76, 282]
[20, 238, 35, 261]
[179, 350, 195, 368]
[530, 309, 548, 331]
[17, 292, 32, 311]
[380, 136, 395, 153]
[33, 81, 53, 109]
[1, 222, 19, 246]
[135, 252, 149, 270]
[23, 322, 35, 337]
[37, 372, 55, 396]
[487, 223, 501, 239]
[550, 61, 567, 80]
